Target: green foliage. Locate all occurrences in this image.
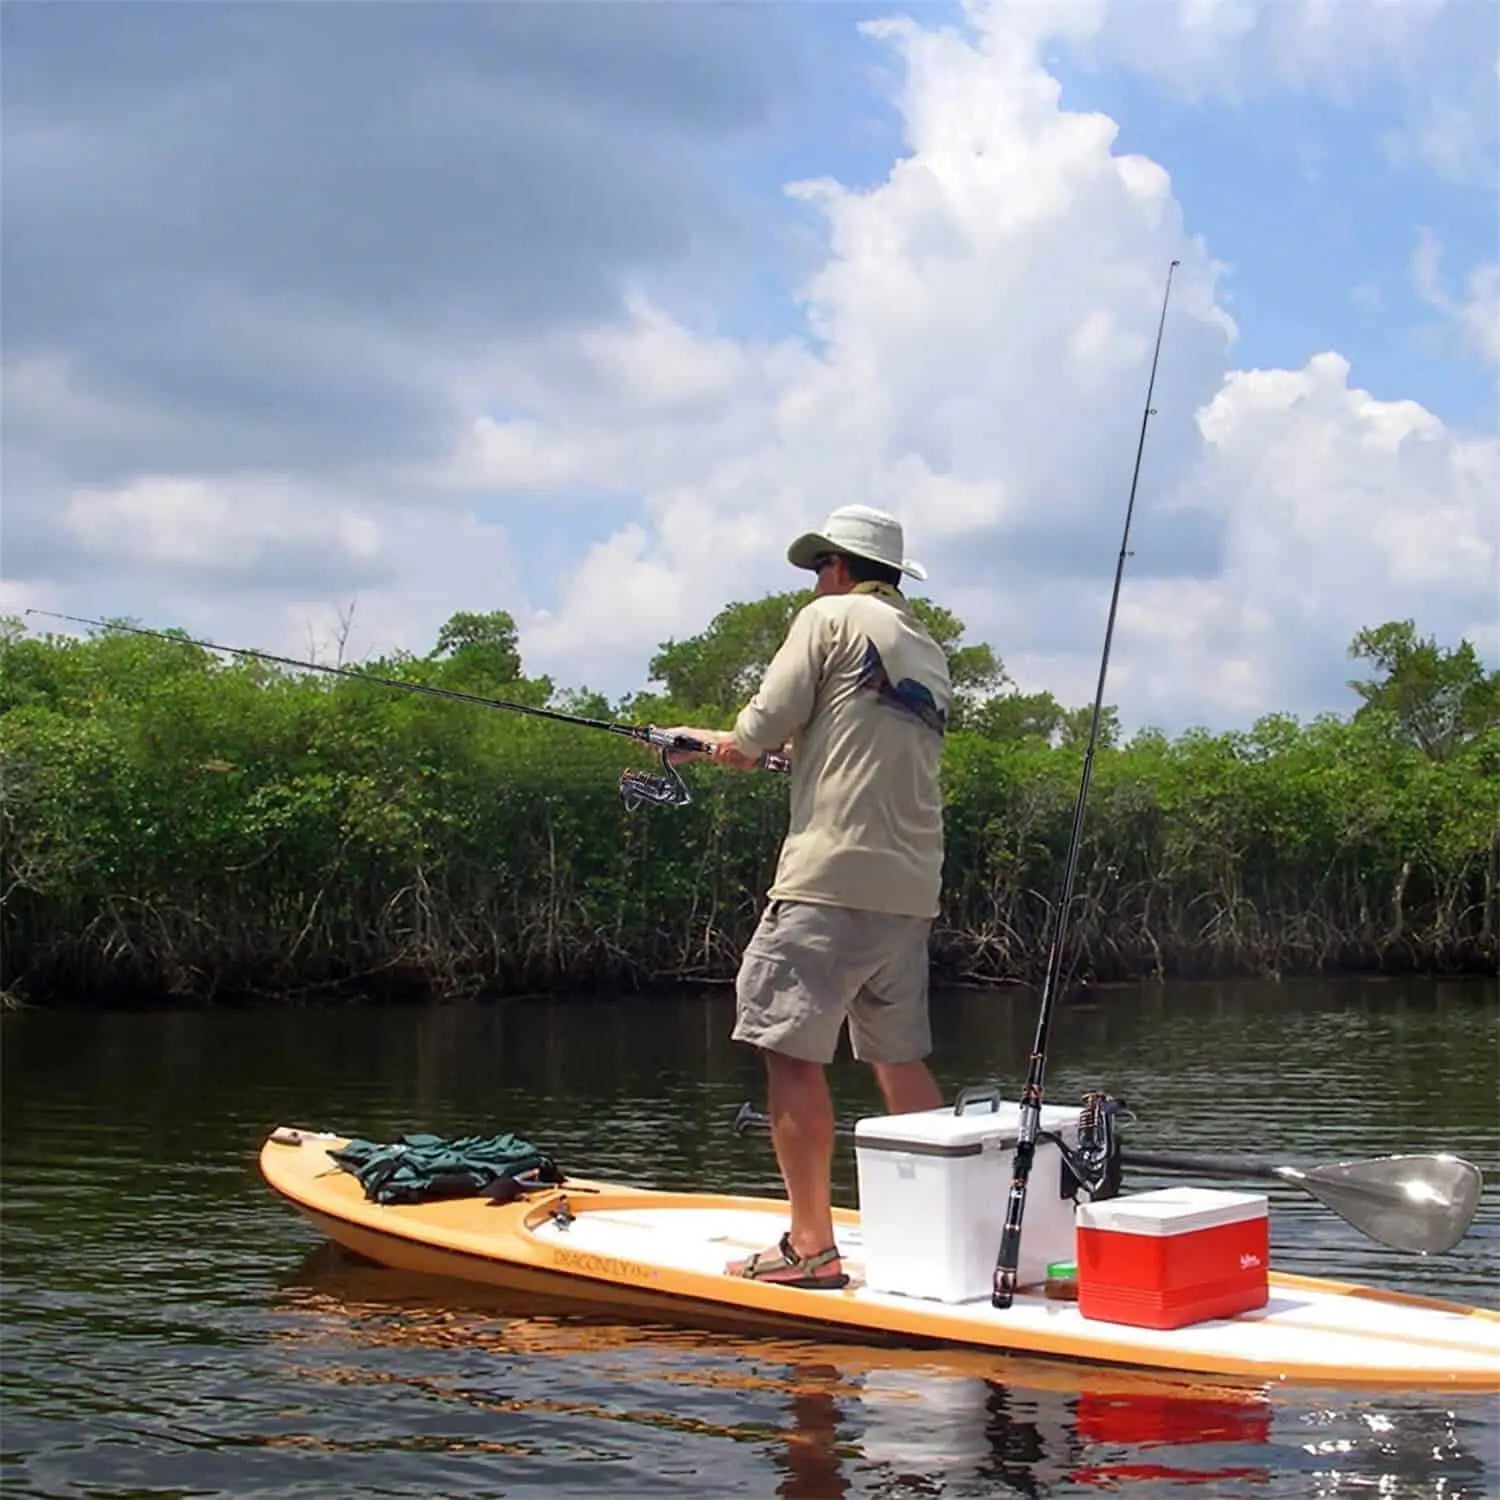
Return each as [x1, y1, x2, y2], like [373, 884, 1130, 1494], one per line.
[1, 612, 1494, 1006]
[960, 689, 1119, 749]
[647, 592, 809, 716]
[1348, 620, 1500, 760]
[552, 686, 614, 720]
[905, 598, 1007, 716]
[430, 610, 525, 689]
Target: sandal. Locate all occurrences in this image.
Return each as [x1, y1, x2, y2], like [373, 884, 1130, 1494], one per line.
[729, 1232, 850, 1290]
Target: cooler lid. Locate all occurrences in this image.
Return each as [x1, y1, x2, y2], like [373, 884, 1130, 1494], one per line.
[853, 1101, 1079, 1156]
[1076, 1187, 1267, 1235]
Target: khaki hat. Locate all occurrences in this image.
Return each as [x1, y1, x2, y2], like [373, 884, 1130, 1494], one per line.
[786, 504, 927, 580]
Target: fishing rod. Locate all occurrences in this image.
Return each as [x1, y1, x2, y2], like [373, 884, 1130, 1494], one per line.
[20, 609, 788, 812]
[990, 260, 1180, 1310]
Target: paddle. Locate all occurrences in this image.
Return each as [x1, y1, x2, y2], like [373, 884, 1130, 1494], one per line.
[1123, 1149, 1483, 1257]
[730, 1104, 1483, 1257]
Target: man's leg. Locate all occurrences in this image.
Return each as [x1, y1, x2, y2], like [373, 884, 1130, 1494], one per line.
[763, 1049, 840, 1261]
[726, 903, 852, 1282]
[870, 1058, 943, 1115]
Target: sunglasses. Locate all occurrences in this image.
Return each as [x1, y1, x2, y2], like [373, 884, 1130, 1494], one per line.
[811, 554, 838, 574]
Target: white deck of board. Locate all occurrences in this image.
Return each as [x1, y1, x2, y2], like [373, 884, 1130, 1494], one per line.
[529, 1203, 1500, 1381]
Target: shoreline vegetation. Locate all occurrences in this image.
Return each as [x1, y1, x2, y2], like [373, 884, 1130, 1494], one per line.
[2, 605, 1496, 1008]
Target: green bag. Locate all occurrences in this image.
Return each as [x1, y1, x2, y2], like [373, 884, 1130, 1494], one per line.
[328, 1131, 565, 1205]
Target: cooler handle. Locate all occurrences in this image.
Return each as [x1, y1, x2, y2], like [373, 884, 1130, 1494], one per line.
[952, 1084, 1002, 1116]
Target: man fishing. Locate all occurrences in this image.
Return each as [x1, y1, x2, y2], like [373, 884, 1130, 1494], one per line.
[668, 503, 953, 1288]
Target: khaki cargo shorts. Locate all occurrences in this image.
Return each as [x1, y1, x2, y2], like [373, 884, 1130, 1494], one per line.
[733, 899, 933, 1065]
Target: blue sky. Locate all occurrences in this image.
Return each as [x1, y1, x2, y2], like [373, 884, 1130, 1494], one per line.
[1044, 45, 1497, 431]
[3, 0, 1496, 729]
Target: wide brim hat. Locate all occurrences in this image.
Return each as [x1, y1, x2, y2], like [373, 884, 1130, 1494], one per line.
[787, 504, 927, 581]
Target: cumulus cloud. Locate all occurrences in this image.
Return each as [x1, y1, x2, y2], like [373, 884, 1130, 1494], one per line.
[1143, 352, 1497, 714]
[64, 475, 382, 576]
[485, 4, 1495, 728]
[4, 0, 1494, 733]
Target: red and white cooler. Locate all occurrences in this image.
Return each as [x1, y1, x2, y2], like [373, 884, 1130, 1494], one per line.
[1075, 1187, 1270, 1330]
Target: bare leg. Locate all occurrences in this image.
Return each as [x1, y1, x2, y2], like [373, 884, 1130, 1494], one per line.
[870, 1059, 943, 1115]
[763, 1050, 839, 1259]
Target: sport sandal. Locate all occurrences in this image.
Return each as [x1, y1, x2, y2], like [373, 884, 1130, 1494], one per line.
[730, 1232, 850, 1289]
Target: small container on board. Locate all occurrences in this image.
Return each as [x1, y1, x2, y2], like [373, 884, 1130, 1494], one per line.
[1043, 1260, 1078, 1300]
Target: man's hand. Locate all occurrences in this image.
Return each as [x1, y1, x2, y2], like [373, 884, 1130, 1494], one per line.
[660, 727, 761, 771]
[660, 727, 722, 764]
[712, 738, 762, 772]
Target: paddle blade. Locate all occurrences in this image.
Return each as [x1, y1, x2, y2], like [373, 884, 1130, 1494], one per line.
[1279, 1154, 1484, 1255]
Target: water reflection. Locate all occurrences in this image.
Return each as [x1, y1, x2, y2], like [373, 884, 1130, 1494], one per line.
[774, 1364, 850, 1499]
[267, 1240, 1500, 1498]
[278, 1247, 1297, 1497]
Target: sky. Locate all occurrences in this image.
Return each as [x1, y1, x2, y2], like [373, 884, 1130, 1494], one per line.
[3, 0, 1497, 734]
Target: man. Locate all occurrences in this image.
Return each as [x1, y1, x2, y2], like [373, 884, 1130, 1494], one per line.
[668, 503, 952, 1290]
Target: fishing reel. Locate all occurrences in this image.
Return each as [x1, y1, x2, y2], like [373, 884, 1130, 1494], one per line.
[617, 731, 790, 813]
[1050, 1090, 1135, 1204]
[619, 748, 692, 813]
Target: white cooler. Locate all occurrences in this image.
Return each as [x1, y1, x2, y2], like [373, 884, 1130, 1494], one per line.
[854, 1101, 1081, 1303]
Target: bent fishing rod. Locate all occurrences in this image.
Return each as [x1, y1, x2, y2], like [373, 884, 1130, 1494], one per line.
[990, 260, 1180, 1310]
[21, 609, 788, 812]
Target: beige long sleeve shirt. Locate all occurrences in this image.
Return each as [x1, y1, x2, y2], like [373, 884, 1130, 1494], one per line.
[731, 583, 952, 918]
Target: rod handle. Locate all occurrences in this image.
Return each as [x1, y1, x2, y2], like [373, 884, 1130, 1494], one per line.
[653, 730, 789, 775]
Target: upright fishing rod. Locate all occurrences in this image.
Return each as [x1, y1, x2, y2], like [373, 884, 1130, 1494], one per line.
[21, 609, 788, 812]
[990, 260, 1180, 1310]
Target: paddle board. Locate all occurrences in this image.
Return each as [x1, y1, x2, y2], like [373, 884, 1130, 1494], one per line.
[259, 1126, 1500, 1391]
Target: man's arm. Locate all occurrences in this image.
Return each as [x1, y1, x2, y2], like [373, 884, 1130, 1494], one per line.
[730, 604, 824, 756]
[664, 606, 824, 771]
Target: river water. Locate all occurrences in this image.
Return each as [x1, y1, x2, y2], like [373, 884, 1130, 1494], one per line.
[3, 978, 1497, 1498]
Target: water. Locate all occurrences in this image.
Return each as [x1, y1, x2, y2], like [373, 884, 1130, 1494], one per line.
[3, 978, 1497, 1498]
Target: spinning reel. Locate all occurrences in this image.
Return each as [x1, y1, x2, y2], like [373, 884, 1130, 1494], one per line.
[619, 748, 693, 813]
[1051, 1089, 1136, 1203]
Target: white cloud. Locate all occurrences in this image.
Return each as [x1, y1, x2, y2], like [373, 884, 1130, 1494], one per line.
[578, 299, 753, 413]
[1411, 228, 1500, 367]
[1152, 351, 1498, 717]
[1458, 266, 1500, 367]
[10, 0, 1495, 734]
[480, 2, 1494, 730]
[46, 473, 519, 671]
[457, 418, 590, 492]
[251, 509, 520, 671]
[0, 576, 63, 622]
[524, 524, 687, 687]
[64, 475, 384, 573]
